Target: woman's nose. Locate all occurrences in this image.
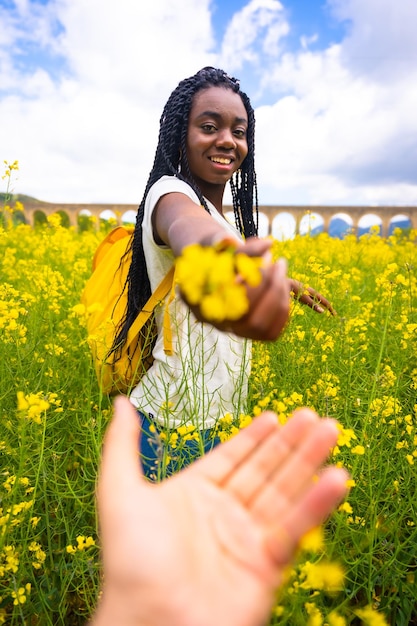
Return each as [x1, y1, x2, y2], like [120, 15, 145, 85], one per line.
[216, 129, 236, 149]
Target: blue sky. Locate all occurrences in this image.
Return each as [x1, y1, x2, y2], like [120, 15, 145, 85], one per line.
[1, 0, 417, 206]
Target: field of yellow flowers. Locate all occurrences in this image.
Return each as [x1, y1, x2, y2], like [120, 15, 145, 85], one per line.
[1, 201, 417, 624]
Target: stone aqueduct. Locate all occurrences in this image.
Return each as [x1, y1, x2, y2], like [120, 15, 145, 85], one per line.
[20, 199, 417, 237]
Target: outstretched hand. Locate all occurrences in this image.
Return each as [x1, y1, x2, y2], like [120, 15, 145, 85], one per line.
[184, 236, 291, 341]
[91, 396, 348, 626]
[181, 238, 337, 341]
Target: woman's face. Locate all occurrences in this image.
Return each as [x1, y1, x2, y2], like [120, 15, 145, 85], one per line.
[185, 86, 248, 193]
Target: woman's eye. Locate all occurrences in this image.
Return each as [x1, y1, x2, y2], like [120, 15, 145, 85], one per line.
[201, 124, 216, 133]
[234, 129, 246, 138]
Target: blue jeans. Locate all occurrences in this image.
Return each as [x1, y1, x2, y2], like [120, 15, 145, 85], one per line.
[138, 411, 220, 481]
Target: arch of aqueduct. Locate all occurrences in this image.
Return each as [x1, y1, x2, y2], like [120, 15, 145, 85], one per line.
[20, 199, 417, 238]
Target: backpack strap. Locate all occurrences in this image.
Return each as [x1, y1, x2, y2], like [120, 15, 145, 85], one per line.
[125, 264, 176, 356]
[162, 268, 177, 356]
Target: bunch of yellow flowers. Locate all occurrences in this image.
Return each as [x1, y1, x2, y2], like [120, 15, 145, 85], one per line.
[175, 243, 263, 323]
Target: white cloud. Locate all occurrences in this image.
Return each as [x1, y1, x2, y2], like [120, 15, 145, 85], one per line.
[254, 0, 417, 205]
[55, 0, 216, 98]
[1, 0, 417, 207]
[1, 0, 217, 202]
[219, 0, 288, 71]
[329, 0, 417, 80]
[300, 34, 318, 50]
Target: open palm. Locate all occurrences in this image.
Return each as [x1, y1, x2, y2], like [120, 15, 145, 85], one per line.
[92, 396, 348, 626]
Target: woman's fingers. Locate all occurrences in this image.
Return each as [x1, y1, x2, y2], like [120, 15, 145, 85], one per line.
[236, 236, 272, 258]
[230, 258, 290, 340]
[292, 282, 337, 316]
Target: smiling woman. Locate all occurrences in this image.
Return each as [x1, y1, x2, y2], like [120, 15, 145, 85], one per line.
[115, 67, 269, 479]
[100, 66, 334, 480]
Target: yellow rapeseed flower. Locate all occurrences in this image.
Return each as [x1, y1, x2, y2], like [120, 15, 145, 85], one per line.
[176, 424, 196, 437]
[238, 413, 252, 429]
[175, 243, 263, 323]
[300, 560, 345, 593]
[1, 545, 19, 574]
[355, 605, 389, 625]
[17, 391, 50, 424]
[76, 535, 95, 550]
[234, 252, 262, 286]
[2, 159, 19, 179]
[28, 541, 46, 569]
[304, 602, 323, 626]
[327, 611, 347, 626]
[336, 425, 357, 448]
[11, 583, 31, 606]
[338, 502, 353, 514]
[299, 526, 325, 553]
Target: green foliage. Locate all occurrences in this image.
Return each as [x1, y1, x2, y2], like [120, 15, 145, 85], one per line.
[0, 222, 416, 624]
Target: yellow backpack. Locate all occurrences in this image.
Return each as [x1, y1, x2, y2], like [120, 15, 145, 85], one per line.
[81, 226, 175, 395]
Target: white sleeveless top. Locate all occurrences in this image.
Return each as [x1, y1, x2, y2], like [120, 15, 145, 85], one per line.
[129, 176, 251, 430]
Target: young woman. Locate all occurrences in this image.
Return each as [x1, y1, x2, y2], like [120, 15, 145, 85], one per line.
[114, 67, 334, 478]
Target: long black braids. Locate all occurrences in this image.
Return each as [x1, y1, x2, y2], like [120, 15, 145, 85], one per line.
[112, 67, 259, 356]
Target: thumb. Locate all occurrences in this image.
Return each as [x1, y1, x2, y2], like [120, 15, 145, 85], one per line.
[98, 396, 144, 505]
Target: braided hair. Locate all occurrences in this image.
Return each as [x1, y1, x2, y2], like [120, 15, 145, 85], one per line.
[113, 66, 259, 353]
